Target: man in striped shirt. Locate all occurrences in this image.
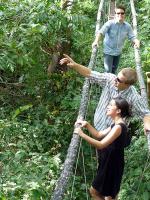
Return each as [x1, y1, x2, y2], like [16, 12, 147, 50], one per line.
[60, 54, 150, 132]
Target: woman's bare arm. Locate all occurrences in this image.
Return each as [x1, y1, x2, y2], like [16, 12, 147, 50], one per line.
[75, 125, 122, 149]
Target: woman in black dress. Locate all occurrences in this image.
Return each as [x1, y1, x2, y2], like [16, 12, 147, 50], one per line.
[75, 97, 131, 200]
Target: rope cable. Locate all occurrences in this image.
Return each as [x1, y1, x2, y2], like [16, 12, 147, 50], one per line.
[81, 145, 89, 200]
[86, 82, 100, 178]
[70, 80, 98, 198]
[70, 138, 82, 199]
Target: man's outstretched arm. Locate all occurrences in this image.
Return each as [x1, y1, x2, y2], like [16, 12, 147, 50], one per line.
[59, 54, 91, 77]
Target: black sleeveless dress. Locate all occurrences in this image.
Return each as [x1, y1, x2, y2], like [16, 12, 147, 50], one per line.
[92, 123, 127, 198]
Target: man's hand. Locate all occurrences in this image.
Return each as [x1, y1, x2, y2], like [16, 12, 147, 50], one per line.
[92, 40, 99, 48]
[92, 33, 102, 48]
[59, 54, 76, 68]
[133, 39, 140, 49]
[60, 54, 91, 77]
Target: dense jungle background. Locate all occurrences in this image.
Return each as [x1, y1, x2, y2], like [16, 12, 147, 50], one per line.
[0, 0, 150, 199]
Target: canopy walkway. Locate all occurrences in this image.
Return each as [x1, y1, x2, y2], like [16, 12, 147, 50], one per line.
[52, 1, 150, 199]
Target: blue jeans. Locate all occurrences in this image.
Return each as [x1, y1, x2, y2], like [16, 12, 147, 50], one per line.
[104, 54, 121, 74]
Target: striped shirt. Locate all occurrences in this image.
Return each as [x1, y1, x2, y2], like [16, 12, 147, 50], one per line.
[89, 71, 150, 131]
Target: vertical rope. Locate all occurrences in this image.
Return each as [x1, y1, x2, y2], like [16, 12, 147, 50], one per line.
[130, 0, 150, 152]
[81, 145, 89, 200]
[89, 145, 95, 180]
[70, 138, 82, 199]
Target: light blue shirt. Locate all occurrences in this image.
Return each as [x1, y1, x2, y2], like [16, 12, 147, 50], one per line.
[99, 19, 136, 56]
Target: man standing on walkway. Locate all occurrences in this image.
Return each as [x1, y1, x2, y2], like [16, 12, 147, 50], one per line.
[92, 5, 140, 74]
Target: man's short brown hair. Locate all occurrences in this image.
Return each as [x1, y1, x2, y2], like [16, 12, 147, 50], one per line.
[115, 5, 126, 13]
[121, 68, 137, 85]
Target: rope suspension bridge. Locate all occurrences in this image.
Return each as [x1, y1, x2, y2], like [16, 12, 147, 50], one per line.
[52, 0, 150, 199]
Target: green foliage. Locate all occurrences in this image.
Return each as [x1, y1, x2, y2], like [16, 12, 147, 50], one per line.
[0, 70, 83, 199]
[0, 0, 68, 71]
[137, 0, 150, 74]
[0, 148, 61, 199]
[119, 135, 150, 200]
[0, 0, 150, 199]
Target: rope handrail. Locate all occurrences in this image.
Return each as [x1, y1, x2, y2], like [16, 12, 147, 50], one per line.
[51, 0, 105, 199]
[130, 0, 150, 151]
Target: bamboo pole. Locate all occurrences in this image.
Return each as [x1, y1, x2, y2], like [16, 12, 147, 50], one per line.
[108, 0, 116, 20]
[130, 0, 150, 151]
[51, 0, 105, 199]
[146, 72, 150, 99]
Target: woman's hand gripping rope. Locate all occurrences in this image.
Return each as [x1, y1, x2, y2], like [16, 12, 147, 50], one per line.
[74, 119, 88, 136]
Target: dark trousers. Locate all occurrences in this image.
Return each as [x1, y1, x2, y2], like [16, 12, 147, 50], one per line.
[104, 54, 121, 74]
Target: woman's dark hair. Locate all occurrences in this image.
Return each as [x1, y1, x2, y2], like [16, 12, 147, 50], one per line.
[113, 97, 131, 118]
